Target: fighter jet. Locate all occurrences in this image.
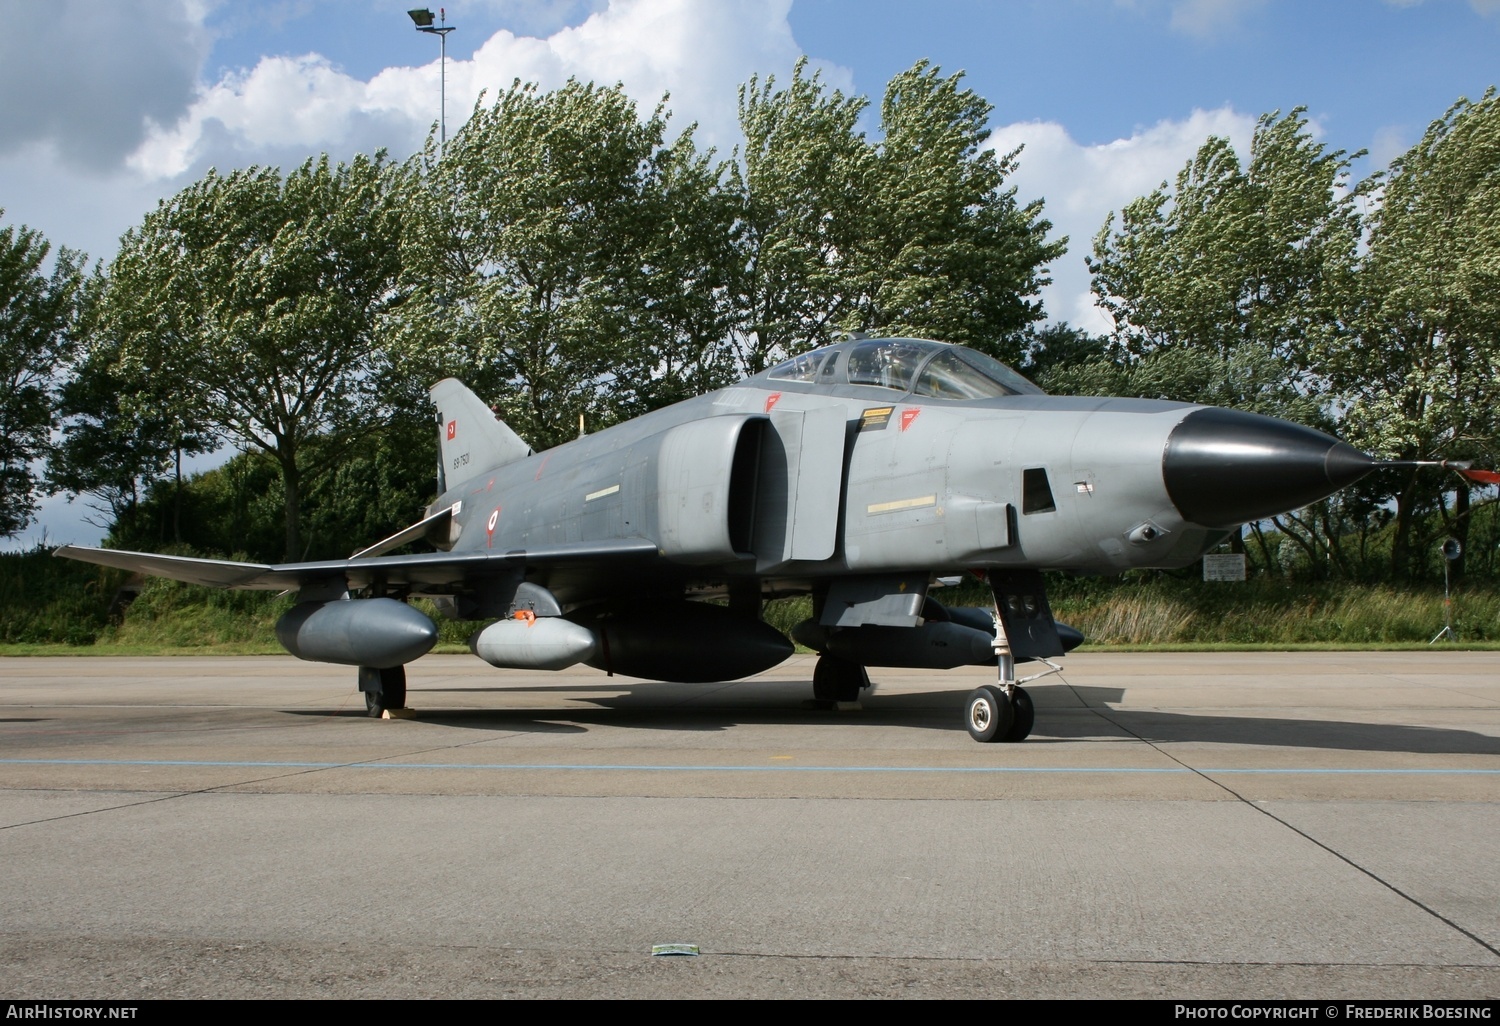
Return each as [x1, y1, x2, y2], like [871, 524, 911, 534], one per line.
[57, 336, 1384, 742]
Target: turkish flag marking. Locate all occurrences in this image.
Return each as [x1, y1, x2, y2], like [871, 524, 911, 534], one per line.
[446, 420, 457, 440]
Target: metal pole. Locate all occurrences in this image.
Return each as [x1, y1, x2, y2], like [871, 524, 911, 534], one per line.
[439, 27, 446, 155]
[408, 9, 456, 159]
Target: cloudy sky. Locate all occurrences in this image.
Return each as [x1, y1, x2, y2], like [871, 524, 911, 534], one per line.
[4, 0, 1498, 546]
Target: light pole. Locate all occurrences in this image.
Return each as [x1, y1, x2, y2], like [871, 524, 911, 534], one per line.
[408, 8, 456, 157]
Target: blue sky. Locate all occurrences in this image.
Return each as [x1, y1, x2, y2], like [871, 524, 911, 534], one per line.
[3, 0, 1498, 547]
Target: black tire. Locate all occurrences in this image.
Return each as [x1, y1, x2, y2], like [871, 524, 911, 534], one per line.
[965, 685, 1014, 743]
[380, 665, 407, 710]
[813, 655, 867, 702]
[812, 656, 834, 701]
[360, 664, 407, 717]
[1001, 685, 1035, 742]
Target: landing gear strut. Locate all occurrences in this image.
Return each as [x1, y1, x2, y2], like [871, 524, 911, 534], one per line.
[813, 654, 869, 703]
[964, 572, 1057, 743]
[359, 665, 407, 718]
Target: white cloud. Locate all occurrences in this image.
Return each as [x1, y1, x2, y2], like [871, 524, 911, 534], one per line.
[0, 141, 171, 268]
[129, 54, 404, 178]
[1384, 0, 1500, 12]
[990, 107, 1256, 334]
[127, 0, 832, 181]
[4, 0, 838, 548]
[0, 0, 209, 171]
[1168, 0, 1268, 40]
[1368, 124, 1411, 171]
[464, 0, 610, 36]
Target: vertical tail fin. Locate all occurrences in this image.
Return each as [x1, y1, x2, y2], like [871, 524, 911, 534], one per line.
[430, 379, 534, 491]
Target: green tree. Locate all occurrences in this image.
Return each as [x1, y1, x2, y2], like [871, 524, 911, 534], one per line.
[731, 59, 875, 373]
[1088, 108, 1365, 421]
[299, 413, 436, 559]
[394, 80, 731, 449]
[50, 271, 215, 539]
[0, 210, 82, 538]
[102, 154, 405, 560]
[1087, 110, 1370, 569]
[1321, 90, 1500, 579]
[1018, 322, 1111, 393]
[731, 60, 1065, 373]
[624, 131, 742, 410]
[856, 61, 1065, 362]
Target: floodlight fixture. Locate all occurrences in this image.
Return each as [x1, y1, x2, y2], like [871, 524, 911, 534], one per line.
[406, 8, 456, 156]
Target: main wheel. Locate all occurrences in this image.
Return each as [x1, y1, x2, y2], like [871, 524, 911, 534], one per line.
[360, 664, 407, 717]
[1001, 685, 1035, 743]
[965, 685, 1014, 743]
[813, 655, 868, 702]
[379, 665, 407, 710]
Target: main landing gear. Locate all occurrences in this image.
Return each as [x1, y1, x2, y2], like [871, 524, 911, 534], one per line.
[812, 654, 870, 703]
[358, 665, 407, 718]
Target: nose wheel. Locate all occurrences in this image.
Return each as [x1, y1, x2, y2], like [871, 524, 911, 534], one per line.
[964, 684, 1034, 743]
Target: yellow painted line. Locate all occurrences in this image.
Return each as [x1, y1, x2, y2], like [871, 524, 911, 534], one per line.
[585, 484, 620, 502]
[866, 494, 937, 515]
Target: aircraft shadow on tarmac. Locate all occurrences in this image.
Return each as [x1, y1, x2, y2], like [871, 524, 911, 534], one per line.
[293, 680, 1500, 754]
[1058, 684, 1500, 755]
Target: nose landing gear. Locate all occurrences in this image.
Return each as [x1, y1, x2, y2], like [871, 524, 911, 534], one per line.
[964, 683, 1036, 743]
[964, 570, 1062, 743]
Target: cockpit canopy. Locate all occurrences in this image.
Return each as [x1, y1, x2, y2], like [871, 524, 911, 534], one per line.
[763, 338, 1045, 398]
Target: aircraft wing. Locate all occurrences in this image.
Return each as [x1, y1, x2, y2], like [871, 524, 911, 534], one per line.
[53, 539, 663, 592]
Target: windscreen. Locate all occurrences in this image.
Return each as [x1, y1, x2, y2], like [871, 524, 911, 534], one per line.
[911, 347, 1046, 398]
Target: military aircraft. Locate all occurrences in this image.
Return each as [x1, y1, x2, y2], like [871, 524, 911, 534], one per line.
[57, 335, 1387, 742]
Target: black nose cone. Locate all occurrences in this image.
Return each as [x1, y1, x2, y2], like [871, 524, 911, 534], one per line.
[1164, 408, 1374, 528]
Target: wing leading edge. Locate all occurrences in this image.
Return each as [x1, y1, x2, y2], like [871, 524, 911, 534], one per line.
[54, 539, 662, 592]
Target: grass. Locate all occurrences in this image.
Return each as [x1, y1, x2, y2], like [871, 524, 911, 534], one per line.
[1048, 576, 1500, 646]
[4, 546, 1499, 654]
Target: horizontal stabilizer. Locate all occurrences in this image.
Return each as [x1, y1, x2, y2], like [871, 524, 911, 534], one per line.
[350, 502, 459, 559]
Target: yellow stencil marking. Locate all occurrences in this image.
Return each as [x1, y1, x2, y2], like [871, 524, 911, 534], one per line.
[867, 494, 937, 515]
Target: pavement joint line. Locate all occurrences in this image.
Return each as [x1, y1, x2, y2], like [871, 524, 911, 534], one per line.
[0, 729, 525, 828]
[1061, 672, 1500, 963]
[2, 758, 1498, 774]
[0, 790, 201, 832]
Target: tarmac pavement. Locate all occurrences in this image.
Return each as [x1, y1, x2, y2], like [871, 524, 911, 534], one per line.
[1, 651, 1497, 999]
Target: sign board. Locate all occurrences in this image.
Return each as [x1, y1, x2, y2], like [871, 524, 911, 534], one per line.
[1202, 553, 1246, 582]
